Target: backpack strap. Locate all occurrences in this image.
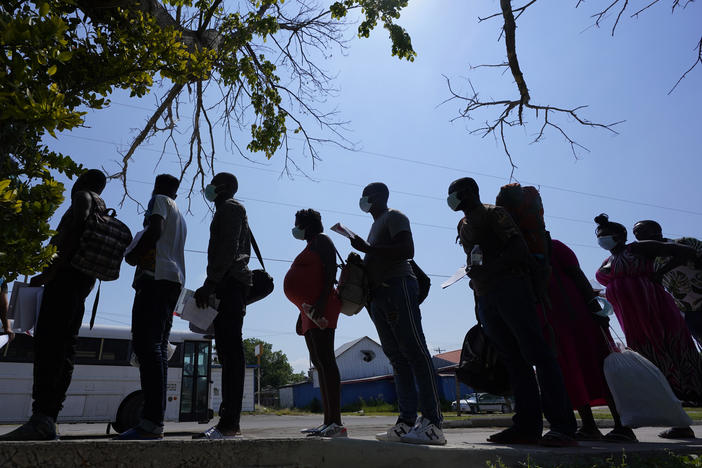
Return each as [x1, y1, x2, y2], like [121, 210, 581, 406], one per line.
[248, 226, 265, 271]
[333, 247, 346, 267]
[89, 280, 101, 330]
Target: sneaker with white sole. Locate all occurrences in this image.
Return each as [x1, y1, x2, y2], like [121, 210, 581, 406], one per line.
[375, 421, 413, 442]
[192, 426, 241, 440]
[301, 424, 327, 434]
[318, 423, 348, 438]
[401, 417, 446, 446]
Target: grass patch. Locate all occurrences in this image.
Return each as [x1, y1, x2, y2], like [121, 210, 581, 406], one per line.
[488, 452, 702, 468]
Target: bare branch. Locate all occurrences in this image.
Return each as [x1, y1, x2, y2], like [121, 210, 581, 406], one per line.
[669, 35, 702, 94]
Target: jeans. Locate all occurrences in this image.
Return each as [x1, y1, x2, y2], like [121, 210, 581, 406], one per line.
[369, 275, 442, 427]
[685, 308, 702, 349]
[32, 266, 95, 421]
[131, 279, 181, 434]
[476, 276, 576, 437]
[213, 280, 248, 431]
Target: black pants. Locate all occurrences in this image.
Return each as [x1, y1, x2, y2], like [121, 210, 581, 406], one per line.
[32, 266, 95, 420]
[131, 279, 181, 432]
[304, 328, 341, 426]
[213, 280, 248, 431]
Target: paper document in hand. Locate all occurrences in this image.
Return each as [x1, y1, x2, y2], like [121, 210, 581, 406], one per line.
[8, 282, 43, 333]
[175, 288, 219, 330]
[441, 266, 468, 289]
[0, 335, 8, 351]
[331, 223, 358, 239]
[124, 229, 145, 257]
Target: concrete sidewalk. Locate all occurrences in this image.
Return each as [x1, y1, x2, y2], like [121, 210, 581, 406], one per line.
[2, 415, 702, 467]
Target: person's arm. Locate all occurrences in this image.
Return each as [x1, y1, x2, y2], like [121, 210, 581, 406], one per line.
[125, 197, 169, 266]
[309, 234, 337, 318]
[629, 240, 697, 262]
[351, 231, 414, 260]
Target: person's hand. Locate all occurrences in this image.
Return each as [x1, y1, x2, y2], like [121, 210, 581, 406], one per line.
[311, 302, 326, 320]
[124, 250, 140, 267]
[586, 297, 602, 315]
[350, 235, 370, 253]
[4, 330, 15, 342]
[466, 265, 489, 281]
[194, 283, 215, 309]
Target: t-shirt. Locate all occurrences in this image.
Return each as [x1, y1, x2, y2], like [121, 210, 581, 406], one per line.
[364, 209, 414, 288]
[655, 237, 702, 313]
[150, 194, 187, 285]
[458, 204, 528, 295]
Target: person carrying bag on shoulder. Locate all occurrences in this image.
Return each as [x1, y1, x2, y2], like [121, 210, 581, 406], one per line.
[192, 172, 255, 440]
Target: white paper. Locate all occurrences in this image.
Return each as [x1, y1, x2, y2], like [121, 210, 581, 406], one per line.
[0, 335, 8, 351]
[124, 229, 145, 257]
[8, 283, 43, 333]
[441, 266, 468, 289]
[331, 222, 358, 240]
[175, 288, 219, 330]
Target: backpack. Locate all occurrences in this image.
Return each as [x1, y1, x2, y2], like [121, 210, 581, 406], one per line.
[495, 183, 552, 301]
[409, 260, 431, 305]
[71, 193, 133, 282]
[456, 324, 511, 396]
[336, 251, 369, 316]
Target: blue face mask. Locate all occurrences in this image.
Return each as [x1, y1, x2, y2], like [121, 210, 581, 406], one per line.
[292, 226, 305, 240]
[597, 235, 618, 251]
[359, 196, 372, 213]
[204, 184, 218, 202]
[447, 192, 462, 211]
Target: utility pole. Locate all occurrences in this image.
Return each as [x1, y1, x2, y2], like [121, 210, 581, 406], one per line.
[255, 343, 262, 408]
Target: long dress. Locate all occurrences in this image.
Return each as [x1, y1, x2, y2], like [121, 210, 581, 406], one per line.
[284, 244, 341, 335]
[540, 240, 612, 408]
[596, 244, 702, 403]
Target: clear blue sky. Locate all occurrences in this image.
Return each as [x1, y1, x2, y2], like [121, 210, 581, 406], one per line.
[14, 1, 702, 372]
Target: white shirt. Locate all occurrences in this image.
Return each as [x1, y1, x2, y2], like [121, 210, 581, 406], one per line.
[150, 194, 187, 285]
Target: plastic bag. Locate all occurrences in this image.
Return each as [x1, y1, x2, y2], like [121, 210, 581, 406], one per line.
[603, 349, 692, 428]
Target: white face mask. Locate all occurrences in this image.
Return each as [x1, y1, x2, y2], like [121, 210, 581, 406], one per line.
[291, 226, 305, 240]
[597, 235, 619, 251]
[204, 184, 218, 202]
[447, 192, 462, 211]
[359, 196, 372, 213]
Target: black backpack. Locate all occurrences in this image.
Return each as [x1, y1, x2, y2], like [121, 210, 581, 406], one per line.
[456, 324, 511, 396]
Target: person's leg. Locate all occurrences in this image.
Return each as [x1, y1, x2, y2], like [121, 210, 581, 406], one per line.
[33, 269, 95, 421]
[477, 292, 543, 439]
[369, 286, 417, 426]
[385, 276, 442, 427]
[494, 277, 577, 438]
[305, 330, 330, 425]
[684, 310, 702, 349]
[213, 283, 246, 433]
[311, 328, 341, 426]
[576, 405, 603, 439]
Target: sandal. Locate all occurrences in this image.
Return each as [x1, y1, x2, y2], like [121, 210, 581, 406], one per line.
[539, 430, 579, 447]
[603, 428, 638, 443]
[487, 427, 540, 445]
[575, 427, 603, 441]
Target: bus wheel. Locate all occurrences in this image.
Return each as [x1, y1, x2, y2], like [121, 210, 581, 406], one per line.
[113, 391, 144, 434]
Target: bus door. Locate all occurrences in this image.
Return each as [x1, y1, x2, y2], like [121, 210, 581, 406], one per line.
[179, 340, 211, 422]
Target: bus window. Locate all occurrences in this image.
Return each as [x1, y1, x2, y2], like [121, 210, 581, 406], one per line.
[0, 333, 34, 362]
[74, 337, 102, 364]
[100, 338, 130, 364]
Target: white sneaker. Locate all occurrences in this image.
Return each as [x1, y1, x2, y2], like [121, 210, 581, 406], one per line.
[375, 421, 412, 442]
[318, 423, 348, 438]
[301, 424, 327, 434]
[400, 417, 446, 446]
[192, 426, 241, 440]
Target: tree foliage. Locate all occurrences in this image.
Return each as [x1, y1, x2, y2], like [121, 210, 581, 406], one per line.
[0, 0, 414, 279]
[242, 338, 307, 388]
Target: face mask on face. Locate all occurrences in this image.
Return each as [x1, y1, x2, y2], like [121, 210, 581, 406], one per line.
[359, 196, 372, 213]
[447, 192, 462, 211]
[292, 226, 305, 240]
[204, 184, 218, 202]
[597, 235, 618, 251]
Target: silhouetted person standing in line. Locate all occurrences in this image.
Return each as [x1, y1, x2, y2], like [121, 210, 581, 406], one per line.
[350, 182, 445, 445]
[116, 174, 186, 440]
[1, 170, 107, 441]
[447, 177, 577, 447]
[192, 172, 252, 439]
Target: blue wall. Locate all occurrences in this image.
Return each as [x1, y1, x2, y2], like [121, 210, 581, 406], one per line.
[290, 374, 473, 409]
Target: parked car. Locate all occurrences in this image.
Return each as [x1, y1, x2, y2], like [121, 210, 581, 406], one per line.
[450, 393, 509, 413]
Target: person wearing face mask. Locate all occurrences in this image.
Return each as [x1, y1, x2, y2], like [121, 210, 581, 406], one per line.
[446, 177, 577, 447]
[633, 220, 702, 347]
[283, 209, 345, 437]
[192, 172, 252, 440]
[349, 182, 445, 445]
[594, 213, 702, 439]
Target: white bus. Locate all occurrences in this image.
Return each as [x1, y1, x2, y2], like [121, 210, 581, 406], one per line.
[0, 324, 214, 433]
